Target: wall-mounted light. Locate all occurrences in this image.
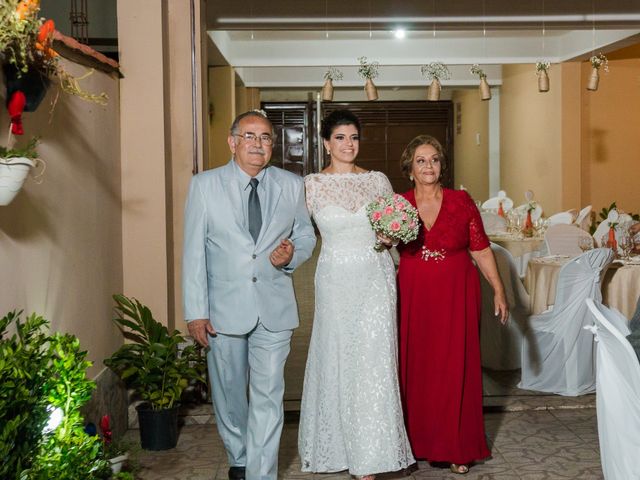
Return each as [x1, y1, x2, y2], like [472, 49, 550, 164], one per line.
[393, 28, 406, 39]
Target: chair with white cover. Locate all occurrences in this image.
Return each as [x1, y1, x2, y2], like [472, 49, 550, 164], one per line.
[544, 224, 594, 256]
[629, 295, 640, 362]
[481, 212, 507, 235]
[547, 210, 575, 226]
[585, 299, 640, 480]
[482, 190, 513, 212]
[519, 248, 615, 396]
[480, 243, 531, 370]
[574, 205, 592, 231]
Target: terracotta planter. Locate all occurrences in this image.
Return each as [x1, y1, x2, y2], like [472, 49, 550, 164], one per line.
[538, 70, 550, 92]
[587, 67, 600, 91]
[321, 78, 334, 101]
[479, 77, 491, 100]
[427, 78, 441, 101]
[0, 157, 35, 206]
[364, 78, 378, 101]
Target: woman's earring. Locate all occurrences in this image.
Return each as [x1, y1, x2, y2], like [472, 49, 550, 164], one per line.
[409, 174, 414, 182]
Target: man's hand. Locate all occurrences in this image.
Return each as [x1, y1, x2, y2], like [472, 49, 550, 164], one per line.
[187, 319, 216, 347]
[270, 239, 294, 267]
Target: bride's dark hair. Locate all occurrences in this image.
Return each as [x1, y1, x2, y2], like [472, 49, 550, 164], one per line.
[321, 110, 361, 139]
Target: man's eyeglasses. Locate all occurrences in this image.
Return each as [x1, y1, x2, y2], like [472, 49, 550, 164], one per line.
[234, 132, 274, 146]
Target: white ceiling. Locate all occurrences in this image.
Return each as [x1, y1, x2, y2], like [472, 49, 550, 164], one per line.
[206, 1, 640, 87]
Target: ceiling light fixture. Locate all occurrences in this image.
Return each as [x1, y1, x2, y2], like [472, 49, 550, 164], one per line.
[393, 28, 406, 39]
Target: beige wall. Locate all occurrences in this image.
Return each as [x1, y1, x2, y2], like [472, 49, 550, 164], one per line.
[208, 66, 236, 169]
[0, 60, 122, 377]
[500, 64, 563, 214]
[118, 0, 206, 332]
[451, 89, 489, 201]
[580, 53, 640, 216]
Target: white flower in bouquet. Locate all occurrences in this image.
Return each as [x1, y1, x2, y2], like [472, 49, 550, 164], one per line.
[366, 193, 420, 251]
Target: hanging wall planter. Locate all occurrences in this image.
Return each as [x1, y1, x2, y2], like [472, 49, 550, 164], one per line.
[0, 157, 36, 206]
[536, 62, 550, 92]
[356, 56, 380, 101]
[421, 62, 450, 102]
[587, 54, 608, 92]
[321, 67, 343, 101]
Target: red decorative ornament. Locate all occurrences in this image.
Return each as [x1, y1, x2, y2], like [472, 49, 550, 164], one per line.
[8, 91, 26, 135]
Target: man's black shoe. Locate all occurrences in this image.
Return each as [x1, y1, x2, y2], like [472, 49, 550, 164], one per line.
[228, 466, 246, 480]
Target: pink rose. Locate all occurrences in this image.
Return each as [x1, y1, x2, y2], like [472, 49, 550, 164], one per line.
[372, 211, 383, 221]
[390, 221, 401, 232]
[384, 206, 395, 215]
[395, 202, 406, 211]
[401, 212, 408, 221]
[409, 221, 416, 229]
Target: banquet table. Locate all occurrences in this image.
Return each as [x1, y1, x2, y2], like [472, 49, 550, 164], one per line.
[524, 256, 640, 318]
[488, 234, 545, 276]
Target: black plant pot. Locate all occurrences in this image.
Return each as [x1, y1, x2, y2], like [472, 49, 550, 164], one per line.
[136, 403, 180, 451]
[3, 64, 51, 112]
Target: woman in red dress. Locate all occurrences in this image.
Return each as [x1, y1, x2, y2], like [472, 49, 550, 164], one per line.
[397, 135, 508, 475]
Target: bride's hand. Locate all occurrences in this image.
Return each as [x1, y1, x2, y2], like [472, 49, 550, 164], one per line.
[376, 233, 397, 247]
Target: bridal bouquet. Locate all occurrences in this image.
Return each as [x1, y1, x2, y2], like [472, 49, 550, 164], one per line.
[366, 193, 420, 251]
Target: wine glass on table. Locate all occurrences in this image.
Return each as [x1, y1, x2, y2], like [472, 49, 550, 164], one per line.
[578, 236, 593, 252]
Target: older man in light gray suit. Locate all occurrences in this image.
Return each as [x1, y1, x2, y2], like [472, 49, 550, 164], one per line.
[183, 110, 316, 480]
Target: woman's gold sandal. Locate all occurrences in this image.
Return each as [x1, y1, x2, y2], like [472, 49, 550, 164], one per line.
[449, 464, 469, 475]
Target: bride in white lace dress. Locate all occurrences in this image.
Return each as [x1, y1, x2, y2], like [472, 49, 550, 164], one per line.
[298, 110, 414, 479]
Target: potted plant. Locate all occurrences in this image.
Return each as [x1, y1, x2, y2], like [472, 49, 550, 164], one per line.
[470, 64, 491, 100]
[587, 53, 608, 91]
[1, 1, 107, 134]
[421, 62, 451, 101]
[536, 61, 550, 92]
[321, 66, 343, 101]
[0, 136, 43, 205]
[104, 294, 203, 451]
[357, 56, 379, 101]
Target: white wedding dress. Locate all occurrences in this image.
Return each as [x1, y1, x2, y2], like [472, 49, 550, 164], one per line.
[298, 171, 414, 476]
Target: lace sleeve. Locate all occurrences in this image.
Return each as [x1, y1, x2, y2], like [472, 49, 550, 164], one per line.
[465, 191, 490, 251]
[375, 171, 394, 196]
[304, 176, 315, 215]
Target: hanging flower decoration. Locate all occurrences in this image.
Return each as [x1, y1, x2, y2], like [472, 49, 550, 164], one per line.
[0, 0, 107, 134]
[535, 61, 550, 75]
[470, 64, 487, 79]
[590, 53, 609, 72]
[357, 56, 379, 80]
[323, 66, 343, 81]
[420, 62, 451, 81]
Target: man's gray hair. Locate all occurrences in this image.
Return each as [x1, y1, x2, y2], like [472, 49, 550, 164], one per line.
[230, 109, 275, 136]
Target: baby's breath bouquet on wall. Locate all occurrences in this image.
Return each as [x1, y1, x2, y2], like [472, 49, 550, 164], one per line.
[357, 56, 380, 101]
[536, 61, 551, 92]
[587, 53, 608, 91]
[321, 66, 343, 101]
[470, 64, 491, 101]
[421, 62, 450, 101]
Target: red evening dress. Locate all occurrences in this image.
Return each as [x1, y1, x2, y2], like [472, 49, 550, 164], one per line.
[397, 188, 491, 465]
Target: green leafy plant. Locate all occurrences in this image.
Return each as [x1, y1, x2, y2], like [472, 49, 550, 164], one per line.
[104, 294, 204, 410]
[0, 136, 39, 159]
[590, 201, 640, 234]
[420, 62, 451, 81]
[470, 64, 487, 79]
[357, 56, 379, 80]
[0, 311, 109, 480]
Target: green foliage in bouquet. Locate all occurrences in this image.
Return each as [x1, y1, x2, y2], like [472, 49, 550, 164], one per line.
[104, 294, 204, 411]
[0, 136, 39, 159]
[591, 201, 640, 234]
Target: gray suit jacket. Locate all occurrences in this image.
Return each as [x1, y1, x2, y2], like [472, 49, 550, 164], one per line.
[182, 160, 316, 334]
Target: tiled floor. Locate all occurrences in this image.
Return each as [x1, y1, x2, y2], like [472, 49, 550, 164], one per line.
[126, 370, 602, 479]
[131, 407, 602, 480]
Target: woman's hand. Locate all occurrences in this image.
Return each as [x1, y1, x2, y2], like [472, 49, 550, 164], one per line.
[494, 291, 509, 325]
[376, 233, 397, 248]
